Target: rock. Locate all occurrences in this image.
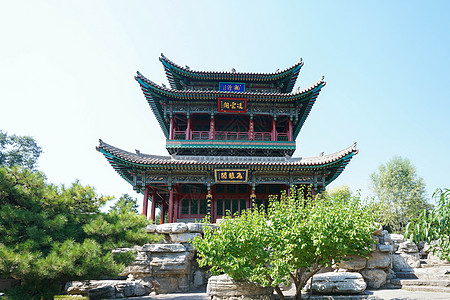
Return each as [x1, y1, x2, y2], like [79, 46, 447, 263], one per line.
[378, 244, 393, 253]
[115, 282, 135, 297]
[150, 252, 193, 275]
[338, 255, 367, 271]
[373, 225, 383, 236]
[397, 241, 419, 253]
[372, 236, 380, 244]
[66, 280, 152, 298]
[193, 270, 205, 287]
[427, 251, 450, 265]
[142, 243, 186, 253]
[207, 274, 273, 299]
[169, 232, 201, 243]
[66, 280, 122, 295]
[382, 230, 391, 243]
[88, 285, 115, 300]
[156, 223, 188, 234]
[367, 252, 391, 269]
[146, 224, 157, 233]
[390, 234, 404, 252]
[306, 272, 366, 295]
[392, 253, 421, 271]
[187, 223, 204, 233]
[361, 269, 387, 289]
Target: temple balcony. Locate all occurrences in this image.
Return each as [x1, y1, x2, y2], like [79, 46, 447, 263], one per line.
[173, 130, 289, 142]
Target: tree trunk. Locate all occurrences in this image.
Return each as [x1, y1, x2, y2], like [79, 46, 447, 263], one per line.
[274, 285, 285, 300]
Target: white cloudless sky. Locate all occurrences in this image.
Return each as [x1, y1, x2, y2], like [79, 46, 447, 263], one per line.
[1, 0, 449, 209]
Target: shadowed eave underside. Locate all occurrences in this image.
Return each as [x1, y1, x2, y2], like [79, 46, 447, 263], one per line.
[97, 139, 357, 187]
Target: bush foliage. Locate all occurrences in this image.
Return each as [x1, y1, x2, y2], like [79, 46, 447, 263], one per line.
[0, 166, 157, 299]
[192, 187, 376, 300]
[405, 188, 450, 261]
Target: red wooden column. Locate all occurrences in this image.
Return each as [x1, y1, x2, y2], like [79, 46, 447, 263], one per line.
[311, 187, 316, 201]
[160, 202, 166, 224]
[169, 116, 174, 140]
[249, 117, 254, 140]
[150, 188, 157, 222]
[271, 117, 276, 141]
[288, 118, 293, 141]
[209, 115, 215, 139]
[173, 193, 179, 222]
[186, 115, 191, 140]
[168, 187, 174, 223]
[142, 185, 149, 217]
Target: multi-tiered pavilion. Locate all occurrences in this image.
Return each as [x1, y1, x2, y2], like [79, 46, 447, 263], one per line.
[98, 54, 357, 223]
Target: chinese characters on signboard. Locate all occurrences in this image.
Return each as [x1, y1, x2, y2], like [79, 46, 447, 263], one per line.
[219, 82, 245, 92]
[218, 98, 246, 113]
[215, 169, 248, 183]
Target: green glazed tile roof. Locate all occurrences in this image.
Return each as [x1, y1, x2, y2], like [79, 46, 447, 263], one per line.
[159, 53, 303, 93]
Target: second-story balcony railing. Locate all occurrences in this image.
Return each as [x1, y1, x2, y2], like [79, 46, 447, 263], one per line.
[172, 130, 290, 142]
[254, 132, 271, 141]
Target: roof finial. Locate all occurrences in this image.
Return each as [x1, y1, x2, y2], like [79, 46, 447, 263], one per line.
[185, 65, 190, 70]
[230, 68, 236, 73]
[161, 53, 166, 58]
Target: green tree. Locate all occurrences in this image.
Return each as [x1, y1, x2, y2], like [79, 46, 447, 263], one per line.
[405, 188, 450, 261]
[0, 130, 42, 170]
[110, 193, 139, 214]
[0, 166, 158, 299]
[370, 156, 429, 232]
[192, 187, 376, 300]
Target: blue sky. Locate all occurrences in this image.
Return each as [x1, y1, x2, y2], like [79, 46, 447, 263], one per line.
[1, 0, 449, 207]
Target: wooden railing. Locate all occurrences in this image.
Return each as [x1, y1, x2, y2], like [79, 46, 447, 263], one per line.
[276, 133, 289, 141]
[191, 131, 210, 140]
[254, 132, 271, 141]
[172, 130, 290, 142]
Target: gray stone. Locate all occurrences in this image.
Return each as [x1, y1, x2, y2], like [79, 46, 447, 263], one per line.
[187, 222, 204, 233]
[367, 252, 391, 269]
[397, 241, 419, 253]
[156, 223, 188, 234]
[67, 280, 152, 298]
[88, 285, 115, 300]
[392, 253, 421, 271]
[361, 269, 387, 289]
[378, 244, 393, 253]
[142, 243, 186, 253]
[207, 274, 273, 299]
[66, 280, 123, 295]
[146, 224, 157, 233]
[306, 272, 366, 295]
[115, 282, 135, 297]
[390, 234, 404, 252]
[427, 251, 450, 265]
[338, 255, 367, 271]
[382, 230, 391, 243]
[169, 232, 201, 243]
[150, 252, 193, 275]
[193, 270, 205, 287]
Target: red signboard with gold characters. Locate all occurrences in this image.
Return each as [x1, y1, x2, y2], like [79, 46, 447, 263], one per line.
[215, 169, 248, 183]
[218, 98, 247, 113]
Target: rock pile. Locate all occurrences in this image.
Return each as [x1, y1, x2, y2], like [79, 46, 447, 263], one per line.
[207, 274, 274, 300]
[66, 222, 211, 298]
[334, 226, 394, 289]
[306, 272, 366, 295]
[65, 280, 153, 299]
